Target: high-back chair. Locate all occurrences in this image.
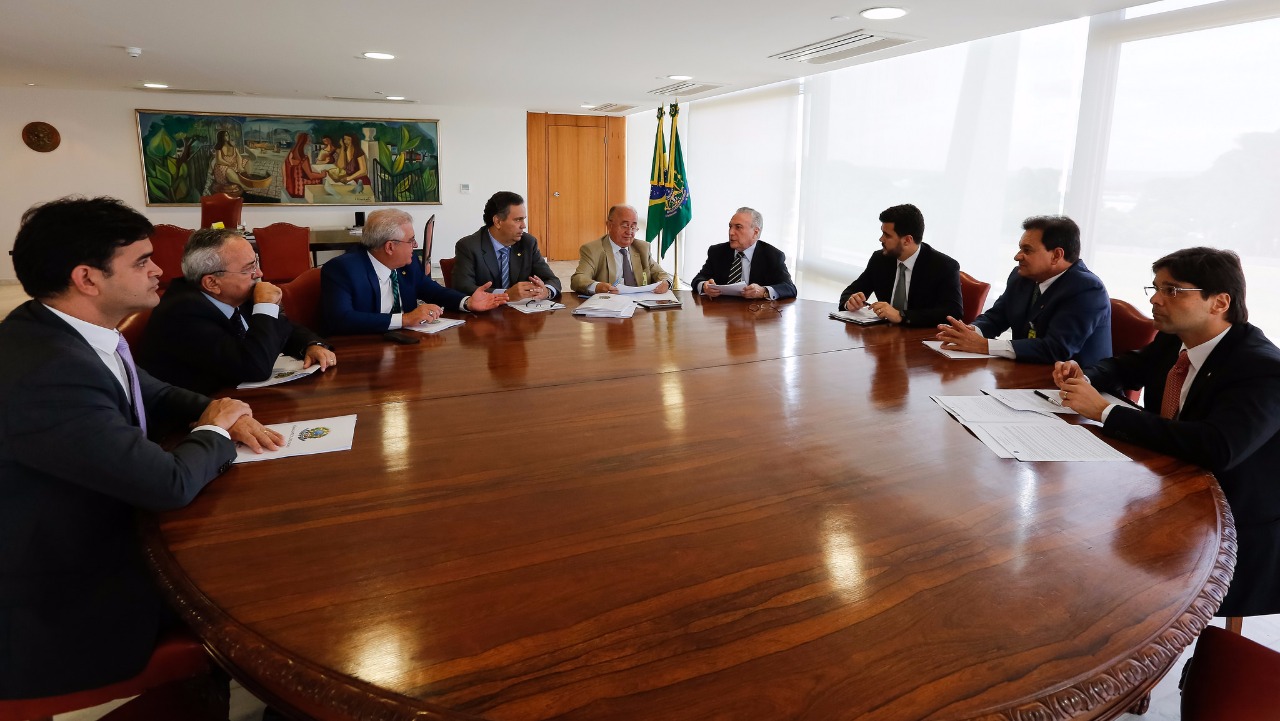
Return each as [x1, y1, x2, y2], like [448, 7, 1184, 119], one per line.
[199, 192, 242, 229]
[959, 271, 991, 324]
[118, 308, 153, 350]
[280, 267, 323, 331]
[1181, 624, 1280, 720]
[253, 222, 312, 283]
[1110, 298, 1159, 402]
[439, 258, 456, 289]
[148, 224, 191, 291]
[419, 213, 436, 270]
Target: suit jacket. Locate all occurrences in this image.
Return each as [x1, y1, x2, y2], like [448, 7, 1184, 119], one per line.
[570, 236, 672, 294]
[837, 242, 963, 327]
[974, 260, 1112, 366]
[691, 240, 797, 300]
[137, 277, 324, 394]
[321, 249, 465, 335]
[452, 228, 563, 297]
[1087, 324, 1280, 617]
[0, 301, 234, 698]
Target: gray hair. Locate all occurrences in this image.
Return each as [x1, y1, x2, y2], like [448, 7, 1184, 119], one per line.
[607, 204, 638, 221]
[362, 208, 413, 250]
[182, 227, 240, 282]
[736, 207, 763, 233]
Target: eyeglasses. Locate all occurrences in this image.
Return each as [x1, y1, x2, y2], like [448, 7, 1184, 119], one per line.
[1143, 285, 1203, 299]
[391, 236, 419, 248]
[748, 299, 782, 314]
[211, 259, 260, 276]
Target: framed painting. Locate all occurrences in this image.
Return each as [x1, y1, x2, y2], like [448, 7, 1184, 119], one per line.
[136, 110, 441, 206]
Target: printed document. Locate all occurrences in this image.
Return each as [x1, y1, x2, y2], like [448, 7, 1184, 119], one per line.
[923, 340, 999, 359]
[235, 414, 357, 464]
[236, 356, 321, 389]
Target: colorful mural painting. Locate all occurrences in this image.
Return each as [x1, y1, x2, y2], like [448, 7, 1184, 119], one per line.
[136, 110, 441, 206]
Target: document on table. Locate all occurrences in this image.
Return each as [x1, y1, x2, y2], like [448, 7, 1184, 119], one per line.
[404, 317, 465, 334]
[236, 356, 321, 389]
[506, 297, 565, 314]
[829, 307, 886, 326]
[922, 340, 999, 359]
[710, 282, 747, 297]
[627, 290, 680, 302]
[984, 388, 1140, 415]
[965, 423, 1131, 462]
[933, 396, 1062, 424]
[234, 414, 357, 464]
[572, 293, 637, 318]
[614, 282, 664, 294]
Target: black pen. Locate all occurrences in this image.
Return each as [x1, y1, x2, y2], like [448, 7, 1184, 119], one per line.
[1034, 389, 1063, 406]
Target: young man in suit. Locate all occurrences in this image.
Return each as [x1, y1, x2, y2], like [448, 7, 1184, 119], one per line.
[1055, 247, 1280, 617]
[0, 196, 281, 699]
[838, 203, 963, 326]
[453, 191, 563, 300]
[321, 208, 507, 335]
[571, 204, 671, 295]
[936, 215, 1112, 366]
[692, 207, 797, 300]
[138, 227, 335, 394]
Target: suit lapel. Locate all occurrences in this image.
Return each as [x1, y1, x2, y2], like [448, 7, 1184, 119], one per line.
[480, 232, 502, 283]
[358, 253, 384, 311]
[1183, 325, 1244, 417]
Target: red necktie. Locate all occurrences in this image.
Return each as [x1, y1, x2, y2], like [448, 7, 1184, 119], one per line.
[1160, 350, 1191, 420]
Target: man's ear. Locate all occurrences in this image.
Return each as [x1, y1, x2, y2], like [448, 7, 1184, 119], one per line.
[199, 274, 220, 294]
[67, 265, 102, 297]
[1210, 292, 1232, 317]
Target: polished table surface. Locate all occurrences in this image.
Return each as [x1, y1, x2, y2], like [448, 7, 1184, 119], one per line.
[142, 294, 1234, 721]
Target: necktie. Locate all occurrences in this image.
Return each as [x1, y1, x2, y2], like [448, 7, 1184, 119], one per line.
[389, 270, 402, 313]
[115, 334, 148, 436]
[1160, 350, 1192, 420]
[728, 251, 744, 284]
[1025, 284, 1042, 334]
[230, 307, 248, 338]
[620, 248, 637, 286]
[499, 247, 511, 288]
[890, 262, 907, 311]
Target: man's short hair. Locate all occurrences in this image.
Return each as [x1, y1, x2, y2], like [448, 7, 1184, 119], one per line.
[12, 196, 154, 300]
[1154, 247, 1248, 324]
[362, 208, 413, 250]
[879, 204, 925, 242]
[735, 206, 763, 234]
[607, 204, 637, 221]
[182, 228, 241, 282]
[484, 191, 525, 227]
[1023, 216, 1081, 262]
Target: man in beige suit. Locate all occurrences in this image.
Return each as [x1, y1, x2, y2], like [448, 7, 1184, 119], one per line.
[571, 205, 672, 295]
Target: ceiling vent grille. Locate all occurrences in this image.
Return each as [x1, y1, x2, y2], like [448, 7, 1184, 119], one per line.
[647, 81, 724, 97]
[326, 95, 419, 103]
[590, 103, 637, 113]
[769, 30, 913, 64]
[148, 88, 240, 96]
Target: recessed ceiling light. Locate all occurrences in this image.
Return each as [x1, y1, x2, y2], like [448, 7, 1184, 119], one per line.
[362, 51, 395, 60]
[26, 82, 37, 86]
[831, 15, 849, 21]
[386, 96, 405, 101]
[580, 103, 597, 109]
[143, 83, 169, 89]
[666, 75, 693, 81]
[860, 7, 908, 20]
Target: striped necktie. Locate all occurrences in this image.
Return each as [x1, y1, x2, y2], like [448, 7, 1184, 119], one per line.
[499, 247, 511, 288]
[728, 251, 744, 284]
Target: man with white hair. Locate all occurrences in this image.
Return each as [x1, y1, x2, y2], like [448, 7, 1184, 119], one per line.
[571, 205, 671, 295]
[692, 207, 796, 300]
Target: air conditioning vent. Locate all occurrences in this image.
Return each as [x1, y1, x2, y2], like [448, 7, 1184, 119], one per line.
[326, 96, 419, 103]
[769, 30, 913, 64]
[647, 81, 725, 97]
[147, 88, 240, 96]
[591, 103, 637, 113]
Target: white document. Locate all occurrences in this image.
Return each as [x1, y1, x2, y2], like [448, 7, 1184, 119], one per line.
[236, 356, 321, 389]
[614, 282, 663, 294]
[922, 340, 999, 359]
[234, 414, 357, 464]
[573, 293, 637, 318]
[404, 317, 465, 334]
[932, 396, 1062, 424]
[627, 290, 680, 302]
[711, 282, 747, 297]
[964, 422, 1131, 462]
[506, 298, 565, 314]
[986, 388, 1140, 416]
[829, 307, 886, 326]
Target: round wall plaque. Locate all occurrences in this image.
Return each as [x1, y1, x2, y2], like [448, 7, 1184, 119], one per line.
[23, 122, 60, 152]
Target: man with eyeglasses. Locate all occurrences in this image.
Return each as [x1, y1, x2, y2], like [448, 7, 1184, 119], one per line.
[1055, 247, 1280, 618]
[936, 215, 1112, 366]
[1, 196, 281, 700]
[138, 227, 334, 394]
[571, 205, 671, 295]
[322, 208, 508, 335]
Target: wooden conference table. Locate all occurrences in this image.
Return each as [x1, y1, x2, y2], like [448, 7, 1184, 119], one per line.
[141, 293, 1234, 721]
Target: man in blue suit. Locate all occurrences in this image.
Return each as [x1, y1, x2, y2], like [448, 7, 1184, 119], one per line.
[321, 209, 507, 335]
[936, 215, 1111, 366]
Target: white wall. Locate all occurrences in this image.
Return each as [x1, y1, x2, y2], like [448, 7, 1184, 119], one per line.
[1, 87, 528, 280]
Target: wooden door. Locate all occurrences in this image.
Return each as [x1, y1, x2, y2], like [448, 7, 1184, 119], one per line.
[546, 125, 606, 260]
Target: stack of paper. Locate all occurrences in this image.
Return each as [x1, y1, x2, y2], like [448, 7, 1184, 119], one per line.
[932, 395, 1130, 462]
[506, 297, 566, 314]
[573, 293, 636, 318]
[829, 307, 886, 326]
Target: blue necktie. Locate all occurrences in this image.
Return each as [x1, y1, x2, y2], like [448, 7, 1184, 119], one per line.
[499, 247, 511, 288]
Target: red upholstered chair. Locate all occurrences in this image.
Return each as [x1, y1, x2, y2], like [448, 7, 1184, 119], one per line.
[439, 258, 456, 289]
[280, 267, 323, 331]
[958, 271, 991, 324]
[118, 308, 152, 350]
[148, 224, 191, 291]
[1111, 298, 1158, 403]
[254, 223, 312, 283]
[200, 192, 242, 229]
[0, 629, 215, 721]
[1181, 624, 1280, 720]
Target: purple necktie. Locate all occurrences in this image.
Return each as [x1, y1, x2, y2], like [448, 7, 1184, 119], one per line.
[116, 334, 148, 435]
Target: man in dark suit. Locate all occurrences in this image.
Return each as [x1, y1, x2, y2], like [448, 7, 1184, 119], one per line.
[0, 196, 281, 699]
[838, 203, 962, 326]
[138, 228, 335, 394]
[692, 207, 797, 300]
[1055, 247, 1280, 617]
[936, 215, 1111, 366]
[322, 208, 507, 335]
[453, 191, 563, 300]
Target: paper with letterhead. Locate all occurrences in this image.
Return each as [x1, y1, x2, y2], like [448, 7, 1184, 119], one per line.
[236, 356, 321, 389]
[922, 340, 999, 359]
[234, 414, 357, 464]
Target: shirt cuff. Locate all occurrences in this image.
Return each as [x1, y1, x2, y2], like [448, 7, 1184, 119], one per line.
[698, 281, 707, 295]
[192, 424, 231, 440]
[388, 313, 403, 330]
[766, 285, 777, 301]
[459, 297, 470, 312]
[1100, 404, 1117, 423]
[546, 285, 558, 300]
[252, 303, 280, 318]
[987, 338, 1015, 358]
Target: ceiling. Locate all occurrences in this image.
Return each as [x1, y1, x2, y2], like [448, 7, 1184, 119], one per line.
[1, 0, 1153, 114]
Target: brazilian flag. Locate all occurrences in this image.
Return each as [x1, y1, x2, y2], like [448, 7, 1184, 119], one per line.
[646, 105, 668, 245]
[661, 103, 691, 257]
